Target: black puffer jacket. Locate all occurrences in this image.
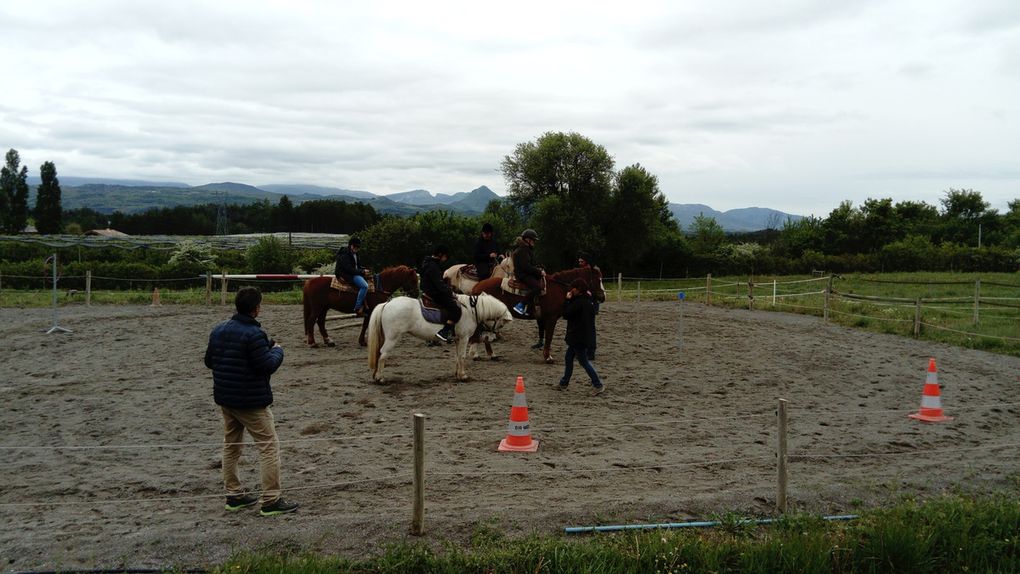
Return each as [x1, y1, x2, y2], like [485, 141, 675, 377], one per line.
[205, 313, 284, 408]
[420, 256, 453, 299]
[335, 247, 366, 282]
[562, 292, 597, 348]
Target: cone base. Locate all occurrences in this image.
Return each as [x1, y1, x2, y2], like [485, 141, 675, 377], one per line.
[908, 412, 953, 423]
[498, 438, 539, 452]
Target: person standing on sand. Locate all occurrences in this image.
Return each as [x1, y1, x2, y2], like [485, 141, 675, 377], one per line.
[556, 278, 605, 395]
[204, 286, 298, 516]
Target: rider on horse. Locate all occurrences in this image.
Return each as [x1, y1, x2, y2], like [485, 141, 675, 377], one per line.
[420, 244, 461, 343]
[473, 222, 500, 280]
[511, 228, 545, 317]
[335, 236, 371, 317]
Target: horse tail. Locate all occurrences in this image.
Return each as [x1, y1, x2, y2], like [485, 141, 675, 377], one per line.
[367, 301, 386, 371]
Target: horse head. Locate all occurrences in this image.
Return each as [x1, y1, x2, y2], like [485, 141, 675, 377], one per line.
[551, 266, 606, 303]
[380, 265, 420, 298]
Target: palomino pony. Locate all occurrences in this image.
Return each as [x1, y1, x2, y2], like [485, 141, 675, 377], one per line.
[302, 265, 419, 347]
[443, 256, 512, 294]
[367, 292, 512, 382]
[471, 266, 606, 363]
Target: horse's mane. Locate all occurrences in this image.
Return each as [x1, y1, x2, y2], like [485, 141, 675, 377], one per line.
[550, 266, 602, 282]
[456, 292, 508, 318]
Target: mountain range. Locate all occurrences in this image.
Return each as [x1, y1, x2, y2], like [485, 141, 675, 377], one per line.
[27, 177, 803, 231]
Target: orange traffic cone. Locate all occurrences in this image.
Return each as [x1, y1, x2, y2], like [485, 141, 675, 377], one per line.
[908, 358, 953, 423]
[498, 375, 539, 452]
[150, 287, 161, 306]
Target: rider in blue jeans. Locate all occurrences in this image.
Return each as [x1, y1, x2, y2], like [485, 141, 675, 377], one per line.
[557, 278, 605, 396]
[335, 236, 371, 317]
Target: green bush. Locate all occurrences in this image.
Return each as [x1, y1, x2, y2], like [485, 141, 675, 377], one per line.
[246, 236, 293, 274]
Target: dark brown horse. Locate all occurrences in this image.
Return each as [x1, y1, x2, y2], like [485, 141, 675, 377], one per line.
[302, 265, 419, 347]
[471, 266, 606, 363]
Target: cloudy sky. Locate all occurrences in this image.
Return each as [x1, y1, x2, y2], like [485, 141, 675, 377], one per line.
[2, 1, 1018, 216]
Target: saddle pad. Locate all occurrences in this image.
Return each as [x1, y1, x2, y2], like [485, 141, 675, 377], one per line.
[458, 265, 479, 281]
[419, 299, 444, 325]
[330, 276, 376, 293]
[501, 276, 546, 296]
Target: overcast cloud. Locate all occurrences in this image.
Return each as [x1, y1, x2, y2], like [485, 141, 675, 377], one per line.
[1, 0, 1018, 216]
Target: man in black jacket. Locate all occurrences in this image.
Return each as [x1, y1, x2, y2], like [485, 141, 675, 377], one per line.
[511, 228, 544, 317]
[204, 286, 298, 516]
[420, 244, 461, 342]
[335, 236, 371, 317]
[473, 223, 500, 280]
[556, 278, 604, 395]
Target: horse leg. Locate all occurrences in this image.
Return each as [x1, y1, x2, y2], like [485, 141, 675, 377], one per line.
[483, 338, 495, 360]
[318, 311, 334, 347]
[358, 314, 370, 347]
[455, 337, 469, 381]
[543, 319, 556, 364]
[467, 333, 480, 361]
[373, 338, 397, 382]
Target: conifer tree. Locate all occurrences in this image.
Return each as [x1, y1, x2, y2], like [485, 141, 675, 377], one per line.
[34, 161, 63, 234]
[0, 149, 30, 234]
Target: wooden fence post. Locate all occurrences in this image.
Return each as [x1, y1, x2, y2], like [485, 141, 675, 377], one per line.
[747, 278, 754, 310]
[0, 270, 3, 308]
[772, 279, 777, 307]
[411, 413, 426, 535]
[637, 281, 641, 304]
[777, 399, 788, 514]
[973, 279, 980, 325]
[85, 270, 92, 306]
[706, 273, 712, 306]
[220, 271, 227, 305]
[206, 273, 212, 306]
[913, 298, 922, 337]
[823, 276, 832, 321]
[617, 273, 622, 303]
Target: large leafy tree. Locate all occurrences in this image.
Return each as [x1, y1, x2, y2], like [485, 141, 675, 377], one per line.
[0, 148, 30, 234]
[939, 188, 996, 246]
[604, 163, 676, 271]
[34, 161, 63, 234]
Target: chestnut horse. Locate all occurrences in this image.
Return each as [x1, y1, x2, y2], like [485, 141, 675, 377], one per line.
[302, 265, 419, 347]
[471, 266, 606, 363]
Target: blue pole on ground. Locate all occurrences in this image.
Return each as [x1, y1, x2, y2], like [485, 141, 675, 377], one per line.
[677, 291, 685, 356]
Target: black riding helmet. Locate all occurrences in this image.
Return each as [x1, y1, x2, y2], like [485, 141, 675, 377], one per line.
[481, 222, 494, 233]
[348, 237, 362, 247]
[432, 244, 449, 256]
[521, 229, 538, 241]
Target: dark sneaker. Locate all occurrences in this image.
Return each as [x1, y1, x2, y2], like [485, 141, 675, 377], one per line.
[225, 493, 258, 511]
[557, 383, 568, 391]
[530, 340, 544, 349]
[513, 302, 528, 317]
[591, 385, 605, 396]
[435, 326, 455, 343]
[354, 307, 365, 318]
[260, 497, 299, 516]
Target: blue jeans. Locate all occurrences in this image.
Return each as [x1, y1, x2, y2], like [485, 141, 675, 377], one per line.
[352, 275, 369, 311]
[559, 343, 602, 388]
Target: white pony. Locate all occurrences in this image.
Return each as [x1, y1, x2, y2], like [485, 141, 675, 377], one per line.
[443, 257, 513, 294]
[367, 293, 513, 382]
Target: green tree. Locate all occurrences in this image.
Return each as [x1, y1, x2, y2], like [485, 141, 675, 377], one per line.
[272, 195, 294, 231]
[939, 189, 994, 246]
[246, 236, 293, 274]
[604, 163, 677, 272]
[34, 161, 63, 234]
[0, 149, 30, 234]
[687, 214, 725, 256]
[821, 200, 865, 254]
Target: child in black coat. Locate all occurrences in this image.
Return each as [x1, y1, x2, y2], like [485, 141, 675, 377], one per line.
[557, 278, 604, 395]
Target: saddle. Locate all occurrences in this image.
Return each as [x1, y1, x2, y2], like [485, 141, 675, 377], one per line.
[455, 264, 480, 281]
[501, 275, 546, 297]
[419, 294, 446, 325]
[330, 275, 377, 293]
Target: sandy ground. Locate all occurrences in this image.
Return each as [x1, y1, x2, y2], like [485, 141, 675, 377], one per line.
[1, 299, 1019, 572]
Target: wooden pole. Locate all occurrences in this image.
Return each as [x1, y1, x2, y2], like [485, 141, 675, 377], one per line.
[777, 398, 788, 514]
[913, 298, 921, 338]
[411, 413, 425, 535]
[823, 275, 832, 321]
[706, 273, 712, 306]
[220, 271, 227, 305]
[617, 273, 622, 303]
[747, 278, 754, 310]
[0, 270, 3, 308]
[85, 270, 92, 306]
[973, 279, 980, 325]
[772, 279, 777, 307]
[206, 273, 212, 306]
[637, 281, 641, 304]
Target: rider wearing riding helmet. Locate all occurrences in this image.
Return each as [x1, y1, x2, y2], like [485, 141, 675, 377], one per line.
[335, 236, 371, 317]
[420, 244, 461, 343]
[511, 228, 544, 317]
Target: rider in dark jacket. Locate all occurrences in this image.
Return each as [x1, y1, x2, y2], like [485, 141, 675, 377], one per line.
[420, 244, 461, 342]
[511, 228, 544, 317]
[335, 236, 370, 316]
[473, 223, 500, 280]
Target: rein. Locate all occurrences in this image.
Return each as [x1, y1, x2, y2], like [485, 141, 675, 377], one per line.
[468, 295, 501, 336]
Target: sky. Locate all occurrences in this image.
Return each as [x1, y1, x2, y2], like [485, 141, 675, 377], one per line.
[1, 1, 1018, 217]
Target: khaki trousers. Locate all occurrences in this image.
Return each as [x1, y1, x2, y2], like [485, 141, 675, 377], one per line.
[220, 406, 281, 505]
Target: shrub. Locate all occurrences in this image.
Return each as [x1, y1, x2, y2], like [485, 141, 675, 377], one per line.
[245, 236, 293, 274]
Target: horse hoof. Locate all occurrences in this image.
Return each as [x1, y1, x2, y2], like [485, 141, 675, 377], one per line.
[544, 356, 554, 364]
[326, 340, 336, 347]
[489, 356, 501, 362]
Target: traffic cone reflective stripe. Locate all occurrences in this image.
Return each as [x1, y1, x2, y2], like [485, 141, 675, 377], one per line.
[908, 358, 953, 423]
[499, 375, 539, 452]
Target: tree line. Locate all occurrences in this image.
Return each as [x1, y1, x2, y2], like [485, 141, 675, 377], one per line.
[3, 139, 1019, 276]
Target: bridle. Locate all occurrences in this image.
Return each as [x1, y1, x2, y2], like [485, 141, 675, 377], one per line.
[468, 295, 503, 337]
